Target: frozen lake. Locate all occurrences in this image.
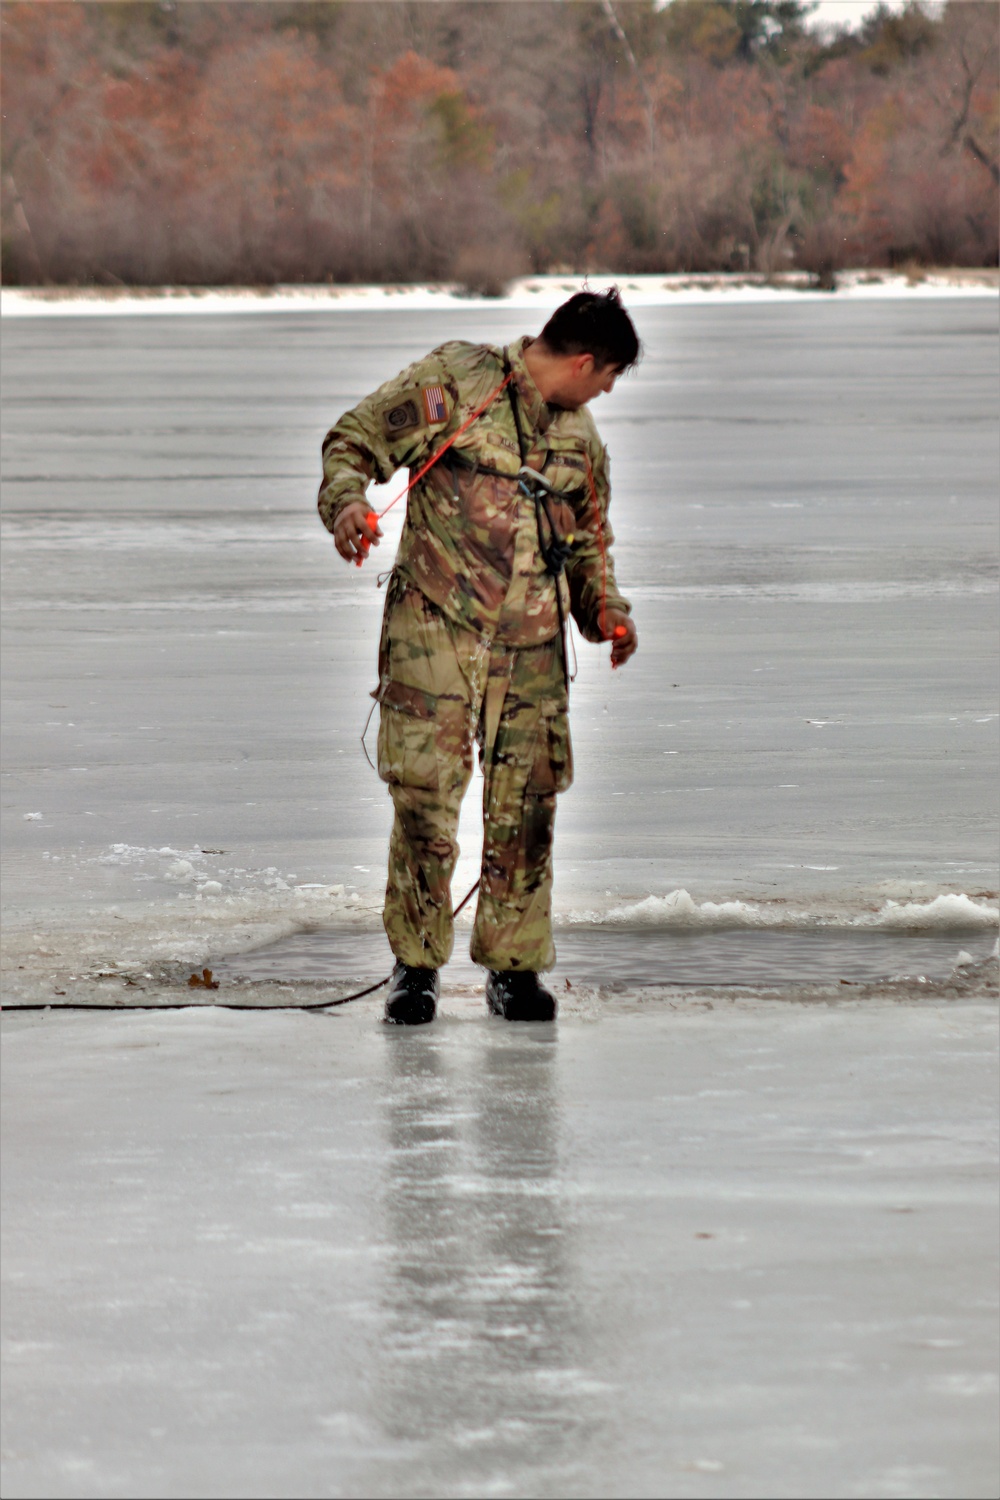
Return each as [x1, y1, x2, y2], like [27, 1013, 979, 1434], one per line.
[1, 296, 998, 994]
[1, 294, 997, 1498]
[3, 998, 999, 1500]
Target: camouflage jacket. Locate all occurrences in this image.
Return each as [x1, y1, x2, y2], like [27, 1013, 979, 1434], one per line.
[318, 334, 631, 647]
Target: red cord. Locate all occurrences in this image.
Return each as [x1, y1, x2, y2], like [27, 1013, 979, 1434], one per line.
[584, 450, 611, 641]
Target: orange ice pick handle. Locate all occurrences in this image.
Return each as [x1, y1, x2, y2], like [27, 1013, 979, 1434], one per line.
[610, 622, 629, 668]
[354, 511, 380, 567]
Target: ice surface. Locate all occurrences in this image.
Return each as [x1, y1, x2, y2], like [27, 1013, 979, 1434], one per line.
[2, 295, 998, 1497]
[2, 296, 997, 999]
[3, 999, 998, 1498]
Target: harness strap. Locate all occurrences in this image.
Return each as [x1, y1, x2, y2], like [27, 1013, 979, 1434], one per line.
[503, 350, 529, 466]
[440, 449, 516, 482]
[584, 450, 612, 640]
[444, 447, 585, 508]
[503, 348, 573, 695]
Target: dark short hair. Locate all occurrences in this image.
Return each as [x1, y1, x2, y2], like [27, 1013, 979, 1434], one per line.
[539, 286, 641, 371]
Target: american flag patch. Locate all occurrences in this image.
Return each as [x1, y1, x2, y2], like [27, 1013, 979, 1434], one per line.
[422, 384, 447, 425]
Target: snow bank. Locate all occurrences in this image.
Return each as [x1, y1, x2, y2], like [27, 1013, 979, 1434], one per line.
[3, 270, 996, 318]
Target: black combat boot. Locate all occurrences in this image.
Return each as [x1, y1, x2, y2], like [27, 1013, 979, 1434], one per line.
[485, 970, 557, 1022]
[384, 963, 439, 1025]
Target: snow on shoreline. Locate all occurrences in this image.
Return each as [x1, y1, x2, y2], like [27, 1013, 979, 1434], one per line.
[3, 269, 997, 318]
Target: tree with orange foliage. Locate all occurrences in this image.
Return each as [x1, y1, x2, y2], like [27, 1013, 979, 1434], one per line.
[188, 35, 361, 282]
[1, 4, 100, 280]
[838, 2, 998, 267]
[1, 0, 996, 287]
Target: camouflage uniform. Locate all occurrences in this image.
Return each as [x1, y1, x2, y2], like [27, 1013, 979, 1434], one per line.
[319, 335, 630, 971]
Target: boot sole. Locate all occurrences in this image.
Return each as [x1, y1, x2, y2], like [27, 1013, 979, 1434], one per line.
[486, 993, 557, 1022]
[384, 998, 436, 1025]
[500, 1005, 557, 1022]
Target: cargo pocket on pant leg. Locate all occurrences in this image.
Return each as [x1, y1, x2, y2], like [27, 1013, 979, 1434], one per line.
[512, 699, 570, 900]
[527, 697, 574, 795]
[376, 681, 440, 790]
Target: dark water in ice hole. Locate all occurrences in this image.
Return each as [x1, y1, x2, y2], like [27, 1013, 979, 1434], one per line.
[213, 926, 997, 991]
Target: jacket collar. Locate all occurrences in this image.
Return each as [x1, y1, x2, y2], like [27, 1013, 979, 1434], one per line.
[505, 335, 552, 436]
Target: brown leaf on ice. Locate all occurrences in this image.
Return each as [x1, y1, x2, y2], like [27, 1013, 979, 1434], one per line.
[188, 968, 219, 990]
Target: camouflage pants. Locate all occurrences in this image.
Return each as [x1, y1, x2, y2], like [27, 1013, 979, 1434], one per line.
[375, 577, 572, 971]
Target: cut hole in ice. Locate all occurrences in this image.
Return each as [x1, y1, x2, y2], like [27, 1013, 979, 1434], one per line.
[213, 927, 998, 991]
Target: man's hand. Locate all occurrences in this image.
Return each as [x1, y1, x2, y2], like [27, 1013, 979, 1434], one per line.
[604, 608, 638, 668]
[333, 502, 382, 564]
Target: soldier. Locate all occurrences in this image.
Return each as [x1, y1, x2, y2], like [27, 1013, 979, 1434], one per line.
[318, 288, 639, 1024]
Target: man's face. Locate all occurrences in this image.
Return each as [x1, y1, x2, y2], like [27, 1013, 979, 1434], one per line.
[551, 353, 622, 410]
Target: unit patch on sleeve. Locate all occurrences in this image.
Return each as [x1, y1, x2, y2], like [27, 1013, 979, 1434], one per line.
[381, 394, 421, 438]
[422, 384, 448, 425]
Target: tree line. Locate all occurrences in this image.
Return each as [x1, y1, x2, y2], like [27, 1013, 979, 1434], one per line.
[2, 1, 997, 289]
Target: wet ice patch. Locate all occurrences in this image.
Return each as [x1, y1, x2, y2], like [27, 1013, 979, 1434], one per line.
[89, 844, 367, 911]
[214, 922, 998, 992]
[926, 1372, 999, 1398]
[2, 842, 383, 1004]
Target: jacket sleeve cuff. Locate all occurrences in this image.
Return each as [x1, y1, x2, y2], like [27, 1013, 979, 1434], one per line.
[318, 484, 367, 536]
[571, 592, 631, 643]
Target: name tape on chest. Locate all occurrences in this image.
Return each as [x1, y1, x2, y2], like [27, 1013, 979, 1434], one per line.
[485, 431, 519, 455]
[550, 450, 587, 472]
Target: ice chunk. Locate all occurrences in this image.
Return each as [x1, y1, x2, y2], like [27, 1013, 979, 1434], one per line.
[868, 894, 998, 930]
[598, 890, 775, 928]
[583, 889, 999, 932]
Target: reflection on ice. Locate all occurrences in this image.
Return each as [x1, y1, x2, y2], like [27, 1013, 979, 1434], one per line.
[373, 1028, 602, 1490]
[3, 979, 997, 1496]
